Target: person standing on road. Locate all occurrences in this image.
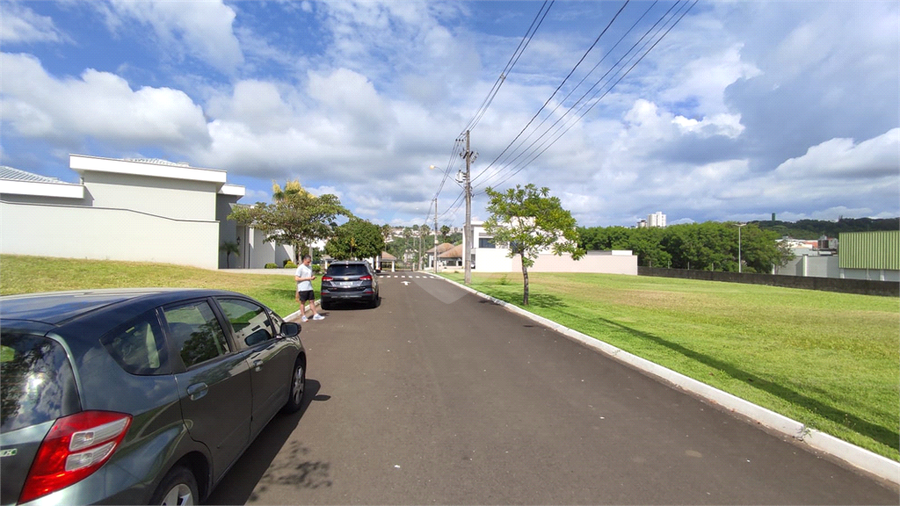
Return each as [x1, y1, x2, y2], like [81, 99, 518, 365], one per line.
[295, 255, 324, 322]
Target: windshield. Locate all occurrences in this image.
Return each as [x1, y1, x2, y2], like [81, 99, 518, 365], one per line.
[327, 264, 369, 277]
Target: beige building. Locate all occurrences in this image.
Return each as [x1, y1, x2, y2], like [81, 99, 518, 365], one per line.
[0, 155, 290, 269]
[463, 222, 637, 275]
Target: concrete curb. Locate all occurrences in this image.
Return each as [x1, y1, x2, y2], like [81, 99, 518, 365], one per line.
[286, 299, 320, 322]
[433, 274, 900, 486]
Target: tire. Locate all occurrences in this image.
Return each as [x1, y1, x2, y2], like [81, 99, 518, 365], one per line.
[150, 465, 198, 506]
[320, 299, 331, 310]
[282, 356, 306, 413]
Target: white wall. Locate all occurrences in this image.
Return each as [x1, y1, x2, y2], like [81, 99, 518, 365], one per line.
[1, 200, 219, 269]
[82, 171, 217, 221]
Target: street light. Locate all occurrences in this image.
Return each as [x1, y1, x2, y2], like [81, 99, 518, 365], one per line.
[734, 222, 747, 273]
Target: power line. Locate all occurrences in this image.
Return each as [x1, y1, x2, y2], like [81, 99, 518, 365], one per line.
[461, 0, 555, 134]
[471, 0, 631, 186]
[479, 0, 697, 194]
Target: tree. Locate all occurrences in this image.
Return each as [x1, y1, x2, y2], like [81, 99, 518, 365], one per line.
[219, 241, 239, 268]
[228, 180, 349, 261]
[440, 225, 451, 241]
[325, 218, 385, 260]
[484, 184, 584, 305]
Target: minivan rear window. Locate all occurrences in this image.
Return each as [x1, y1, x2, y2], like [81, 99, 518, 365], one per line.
[326, 264, 369, 277]
[0, 334, 79, 432]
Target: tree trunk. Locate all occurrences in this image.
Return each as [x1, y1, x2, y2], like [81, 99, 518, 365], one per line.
[521, 256, 529, 305]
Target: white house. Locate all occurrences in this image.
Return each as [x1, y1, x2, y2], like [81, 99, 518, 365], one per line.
[463, 221, 637, 275]
[0, 155, 291, 269]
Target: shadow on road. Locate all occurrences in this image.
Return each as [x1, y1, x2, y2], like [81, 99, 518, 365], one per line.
[205, 380, 331, 505]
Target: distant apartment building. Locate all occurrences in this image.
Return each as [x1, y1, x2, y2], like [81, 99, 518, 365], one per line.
[648, 211, 666, 228]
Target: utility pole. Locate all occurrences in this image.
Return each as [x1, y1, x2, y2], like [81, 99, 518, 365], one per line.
[461, 130, 474, 285]
[433, 197, 438, 274]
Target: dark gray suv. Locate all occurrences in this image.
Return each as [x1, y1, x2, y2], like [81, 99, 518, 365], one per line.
[320, 261, 380, 309]
[0, 288, 307, 505]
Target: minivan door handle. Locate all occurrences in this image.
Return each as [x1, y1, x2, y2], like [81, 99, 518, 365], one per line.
[186, 383, 208, 401]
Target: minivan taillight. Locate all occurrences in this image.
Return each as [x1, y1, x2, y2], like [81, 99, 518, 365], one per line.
[20, 411, 132, 504]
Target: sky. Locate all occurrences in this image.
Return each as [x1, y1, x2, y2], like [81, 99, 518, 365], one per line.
[1, 0, 898, 229]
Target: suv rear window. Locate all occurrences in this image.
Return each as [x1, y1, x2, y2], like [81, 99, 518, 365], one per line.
[326, 264, 369, 277]
[0, 334, 79, 432]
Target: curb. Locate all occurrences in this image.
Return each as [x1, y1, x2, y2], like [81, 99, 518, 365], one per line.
[434, 274, 900, 486]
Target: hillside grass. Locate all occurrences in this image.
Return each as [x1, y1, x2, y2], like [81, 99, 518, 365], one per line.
[0, 255, 309, 317]
[440, 270, 899, 461]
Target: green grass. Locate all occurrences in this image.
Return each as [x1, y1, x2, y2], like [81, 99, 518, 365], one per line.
[3, 255, 897, 460]
[440, 270, 900, 461]
[0, 255, 310, 318]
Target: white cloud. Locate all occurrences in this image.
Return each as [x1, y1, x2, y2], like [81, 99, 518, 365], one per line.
[97, 0, 243, 74]
[774, 129, 900, 180]
[0, 1, 66, 44]
[0, 53, 210, 150]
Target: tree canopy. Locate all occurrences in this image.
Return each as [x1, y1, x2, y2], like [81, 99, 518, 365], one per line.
[484, 184, 583, 305]
[228, 180, 349, 259]
[325, 218, 385, 260]
[578, 221, 793, 272]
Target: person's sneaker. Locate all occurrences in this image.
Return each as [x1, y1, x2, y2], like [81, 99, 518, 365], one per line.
[312, 314, 325, 320]
[301, 316, 309, 322]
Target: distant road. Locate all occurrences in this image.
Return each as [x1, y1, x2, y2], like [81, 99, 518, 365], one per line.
[208, 273, 898, 505]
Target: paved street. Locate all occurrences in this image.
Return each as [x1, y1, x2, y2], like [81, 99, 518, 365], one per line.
[207, 272, 898, 504]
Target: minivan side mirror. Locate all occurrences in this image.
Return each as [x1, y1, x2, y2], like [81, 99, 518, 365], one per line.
[282, 322, 301, 337]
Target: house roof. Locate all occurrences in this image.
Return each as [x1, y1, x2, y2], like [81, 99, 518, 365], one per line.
[438, 244, 463, 258]
[427, 242, 455, 254]
[380, 251, 397, 261]
[0, 166, 85, 199]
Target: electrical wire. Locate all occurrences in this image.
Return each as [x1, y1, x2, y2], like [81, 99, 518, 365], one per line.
[474, 0, 697, 193]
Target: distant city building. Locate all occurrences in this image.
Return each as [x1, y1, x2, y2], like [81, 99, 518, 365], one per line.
[648, 211, 666, 228]
[636, 219, 648, 228]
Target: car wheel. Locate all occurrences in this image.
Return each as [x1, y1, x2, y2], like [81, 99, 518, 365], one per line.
[282, 357, 306, 413]
[151, 465, 198, 506]
[320, 300, 331, 310]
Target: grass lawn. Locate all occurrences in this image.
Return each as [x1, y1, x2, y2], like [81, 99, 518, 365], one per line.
[2, 255, 897, 461]
[0, 255, 309, 318]
[439, 270, 899, 462]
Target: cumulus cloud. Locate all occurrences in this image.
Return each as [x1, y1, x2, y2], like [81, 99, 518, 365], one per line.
[0, 53, 210, 150]
[0, 1, 66, 44]
[774, 129, 900, 180]
[94, 0, 243, 74]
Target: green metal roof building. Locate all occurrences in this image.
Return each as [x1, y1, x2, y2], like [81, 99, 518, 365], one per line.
[838, 230, 900, 281]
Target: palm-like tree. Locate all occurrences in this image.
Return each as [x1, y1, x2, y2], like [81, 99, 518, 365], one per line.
[220, 241, 240, 268]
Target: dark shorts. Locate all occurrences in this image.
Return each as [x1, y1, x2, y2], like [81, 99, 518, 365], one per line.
[298, 290, 315, 302]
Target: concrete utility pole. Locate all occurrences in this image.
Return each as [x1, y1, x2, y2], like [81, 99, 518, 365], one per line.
[433, 197, 438, 274]
[462, 130, 473, 285]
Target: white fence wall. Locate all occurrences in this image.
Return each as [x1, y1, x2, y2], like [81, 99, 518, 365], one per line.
[1, 201, 219, 269]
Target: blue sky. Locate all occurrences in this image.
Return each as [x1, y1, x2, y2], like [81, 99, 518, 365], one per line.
[1, 0, 898, 229]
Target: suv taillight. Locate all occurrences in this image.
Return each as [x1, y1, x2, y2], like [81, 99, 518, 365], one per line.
[20, 411, 132, 504]
[360, 275, 372, 281]
[322, 276, 333, 281]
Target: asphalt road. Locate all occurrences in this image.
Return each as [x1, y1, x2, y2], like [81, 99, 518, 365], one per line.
[207, 272, 898, 505]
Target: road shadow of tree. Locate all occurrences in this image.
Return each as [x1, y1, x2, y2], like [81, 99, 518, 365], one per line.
[205, 380, 332, 504]
[578, 314, 898, 453]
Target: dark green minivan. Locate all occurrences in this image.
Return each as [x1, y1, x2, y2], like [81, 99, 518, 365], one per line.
[1, 289, 307, 505]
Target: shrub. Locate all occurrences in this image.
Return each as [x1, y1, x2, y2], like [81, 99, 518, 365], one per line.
[284, 261, 297, 269]
[312, 265, 323, 274]
[264, 263, 278, 269]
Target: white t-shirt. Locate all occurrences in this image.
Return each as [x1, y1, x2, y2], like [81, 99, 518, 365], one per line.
[295, 263, 313, 292]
